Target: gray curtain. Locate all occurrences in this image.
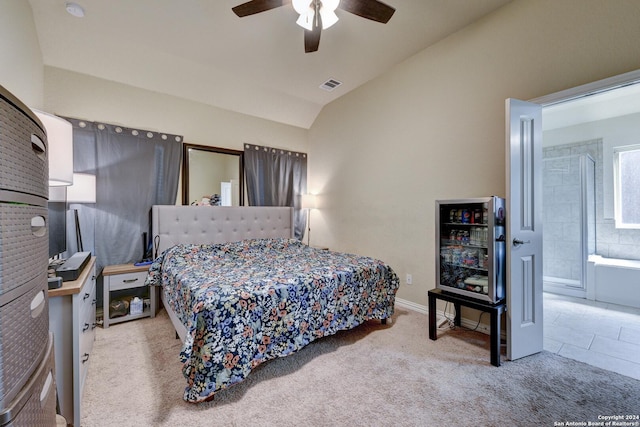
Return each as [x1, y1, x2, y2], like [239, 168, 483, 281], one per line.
[65, 118, 182, 273]
[244, 143, 307, 239]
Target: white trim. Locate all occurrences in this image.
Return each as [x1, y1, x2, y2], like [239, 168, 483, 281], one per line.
[395, 297, 427, 314]
[531, 69, 640, 107]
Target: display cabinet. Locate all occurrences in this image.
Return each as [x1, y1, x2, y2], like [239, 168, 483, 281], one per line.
[435, 197, 506, 303]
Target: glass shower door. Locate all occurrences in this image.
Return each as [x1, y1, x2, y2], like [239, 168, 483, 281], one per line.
[542, 154, 596, 297]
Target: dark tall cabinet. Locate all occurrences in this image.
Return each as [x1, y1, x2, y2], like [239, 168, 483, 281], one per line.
[0, 85, 57, 425]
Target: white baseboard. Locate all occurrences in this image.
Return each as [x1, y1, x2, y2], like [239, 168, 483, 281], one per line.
[394, 297, 492, 335]
[395, 297, 427, 314]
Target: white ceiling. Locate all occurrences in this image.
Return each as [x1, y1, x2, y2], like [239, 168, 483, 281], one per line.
[28, 0, 513, 129]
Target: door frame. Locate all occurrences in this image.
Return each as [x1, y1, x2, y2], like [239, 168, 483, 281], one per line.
[531, 69, 640, 107]
[506, 68, 640, 359]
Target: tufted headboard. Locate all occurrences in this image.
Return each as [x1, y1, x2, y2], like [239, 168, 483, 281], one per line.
[151, 205, 294, 255]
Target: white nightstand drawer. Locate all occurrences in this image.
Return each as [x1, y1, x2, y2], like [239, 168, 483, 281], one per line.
[108, 271, 147, 291]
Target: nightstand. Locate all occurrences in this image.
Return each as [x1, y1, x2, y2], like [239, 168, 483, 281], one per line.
[102, 263, 157, 328]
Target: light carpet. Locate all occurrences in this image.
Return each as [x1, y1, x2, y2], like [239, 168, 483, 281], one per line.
[81, 308, 640, 426]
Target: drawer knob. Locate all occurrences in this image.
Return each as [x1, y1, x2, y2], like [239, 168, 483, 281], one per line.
[82, 353, 90, 363]
[83, 323, 90, 332]
[83, 292, 90, 301]
[123, 278, 139, 284]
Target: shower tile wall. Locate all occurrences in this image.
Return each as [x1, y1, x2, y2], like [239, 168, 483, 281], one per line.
[544, 139, 640, 264]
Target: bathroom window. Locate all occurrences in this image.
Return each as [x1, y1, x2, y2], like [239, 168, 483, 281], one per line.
[614, 145, 640, 228]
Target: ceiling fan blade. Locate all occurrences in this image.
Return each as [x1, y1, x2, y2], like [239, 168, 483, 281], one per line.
[232, 0, 291, 17]
[304, 21, 322, 53]
[338, 0, 396, 24]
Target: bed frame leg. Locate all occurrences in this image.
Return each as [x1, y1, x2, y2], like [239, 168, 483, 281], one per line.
[381, 318, 387, 325]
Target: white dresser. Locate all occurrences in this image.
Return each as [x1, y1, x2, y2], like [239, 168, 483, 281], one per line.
[48, 257, 97, 427]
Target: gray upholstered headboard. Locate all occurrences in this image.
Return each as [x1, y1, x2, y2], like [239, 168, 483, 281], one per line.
[151, 205, 294, 255]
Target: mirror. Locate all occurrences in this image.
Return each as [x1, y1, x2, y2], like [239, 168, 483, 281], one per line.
[182, 144, 244, 206]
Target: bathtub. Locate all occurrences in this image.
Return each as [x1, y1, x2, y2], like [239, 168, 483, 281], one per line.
[587, 255, 640, 308]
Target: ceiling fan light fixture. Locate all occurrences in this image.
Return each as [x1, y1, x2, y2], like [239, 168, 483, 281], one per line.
[292, 0, 312, 15]
[320, 9, 339, 29]
[293, 0, 340, 30]
[296, 9, 315, 31]
[323, 0, 340, 12]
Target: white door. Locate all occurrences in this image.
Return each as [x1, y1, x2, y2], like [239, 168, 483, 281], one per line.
[505, 98, 544, 360]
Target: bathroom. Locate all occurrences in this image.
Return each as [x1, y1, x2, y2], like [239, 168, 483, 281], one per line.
[542, 84, 640, 309]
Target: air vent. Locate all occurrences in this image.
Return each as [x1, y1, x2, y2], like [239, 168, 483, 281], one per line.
[319, 78, 342, 92]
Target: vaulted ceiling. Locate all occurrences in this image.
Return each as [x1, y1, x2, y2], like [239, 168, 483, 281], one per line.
[28, 0, 512, 128]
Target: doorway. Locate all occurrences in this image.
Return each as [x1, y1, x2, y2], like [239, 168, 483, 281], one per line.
[507, 69, 640, 361]
[537, 69, 640, 302]
[531, 70, 640, 378]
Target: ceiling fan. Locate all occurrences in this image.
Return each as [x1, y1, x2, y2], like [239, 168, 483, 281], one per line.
[232, 0, 396, 53]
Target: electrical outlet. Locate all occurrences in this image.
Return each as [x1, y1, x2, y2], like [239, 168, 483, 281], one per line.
[406, 273, 412, 285]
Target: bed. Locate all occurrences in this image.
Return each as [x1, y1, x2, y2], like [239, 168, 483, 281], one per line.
[146, 205, 400, 403]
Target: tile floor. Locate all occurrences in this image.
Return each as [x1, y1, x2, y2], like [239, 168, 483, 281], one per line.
[543, 292, 640, 381]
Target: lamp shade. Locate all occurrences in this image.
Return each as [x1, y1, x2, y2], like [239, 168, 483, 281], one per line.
[301, 194, 317, 209]
[33, 109, 73, 186]
[67, 173, 96, 203]
[48, 186, 66, 202]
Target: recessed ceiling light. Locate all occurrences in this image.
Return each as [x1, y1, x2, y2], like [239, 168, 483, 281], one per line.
[65, 2, 85, 18]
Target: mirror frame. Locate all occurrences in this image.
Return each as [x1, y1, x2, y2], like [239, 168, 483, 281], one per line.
[181, 143, 244, 206]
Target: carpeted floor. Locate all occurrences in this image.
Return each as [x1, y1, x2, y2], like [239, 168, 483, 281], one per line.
[81, 308, 640, 426]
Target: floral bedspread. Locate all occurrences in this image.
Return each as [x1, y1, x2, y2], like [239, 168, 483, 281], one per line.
[146, 238, 399, 403]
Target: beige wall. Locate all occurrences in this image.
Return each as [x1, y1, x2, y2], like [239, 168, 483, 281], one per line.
[43, 67, 308, 203]
[44, 67, 308, 154]
[308, 0, 640, 307]
[0, 0, 43, 108]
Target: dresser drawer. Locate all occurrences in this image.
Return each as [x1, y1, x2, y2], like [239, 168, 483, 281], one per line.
[0, 96, 48, 199]
[78, 322, 94, 394]
[78, 275, 96, 390]
[0, 203, 48, 297]
[0, 334, 56, 427]
[78, 269, 96, 322]
[0, 275, 49, 410]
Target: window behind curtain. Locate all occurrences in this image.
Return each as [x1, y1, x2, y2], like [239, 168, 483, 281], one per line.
[66, 118, 183, 272]
[244, 143, 307, 239]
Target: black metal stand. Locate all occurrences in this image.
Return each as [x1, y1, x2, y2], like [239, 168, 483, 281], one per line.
[428, 288, 506, 367]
